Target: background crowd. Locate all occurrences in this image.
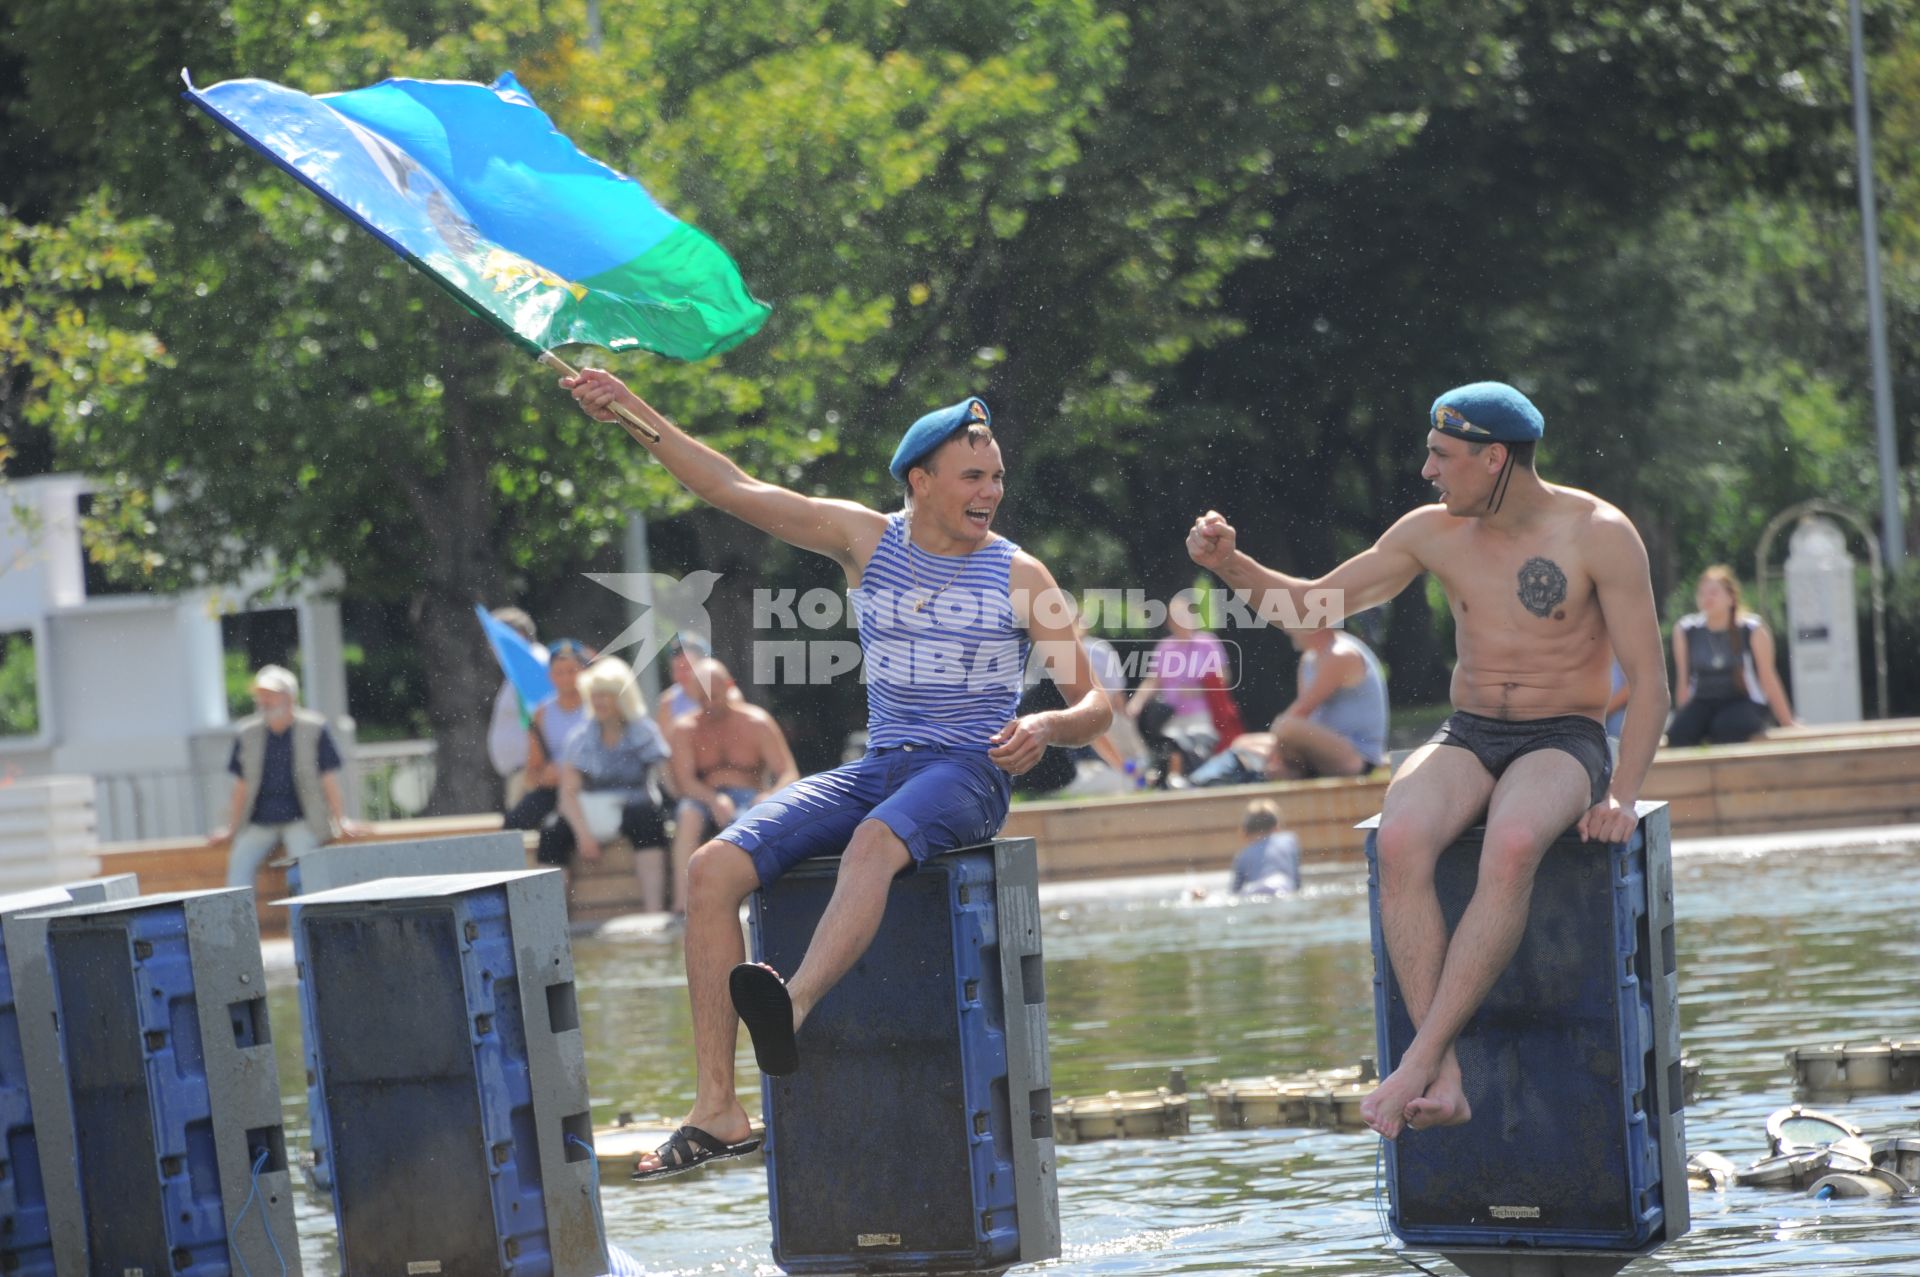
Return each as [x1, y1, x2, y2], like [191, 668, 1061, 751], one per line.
[6, 0, 1914, 819]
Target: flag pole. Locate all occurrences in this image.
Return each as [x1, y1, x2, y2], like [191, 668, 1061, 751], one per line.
[538, 351, 662, 444]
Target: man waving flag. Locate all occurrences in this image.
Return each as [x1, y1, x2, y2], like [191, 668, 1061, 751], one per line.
[183, 70, 770, 384]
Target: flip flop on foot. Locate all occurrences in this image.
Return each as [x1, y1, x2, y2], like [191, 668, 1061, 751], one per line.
[631, 1124, 762, 1182]
[730, 962, 800, 1076]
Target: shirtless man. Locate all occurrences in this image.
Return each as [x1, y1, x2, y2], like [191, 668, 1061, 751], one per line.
[1186, 381, 1668, 1140]
[563, 368, 1110, 1179]
[664, 657, 801, 918]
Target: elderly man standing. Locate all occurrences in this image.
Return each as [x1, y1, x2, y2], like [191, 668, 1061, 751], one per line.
[211, 664, 364, 888]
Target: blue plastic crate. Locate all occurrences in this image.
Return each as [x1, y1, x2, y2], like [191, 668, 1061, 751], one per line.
[1, 881, 138, 1277]
[0, 903, 56, 1277]
[750, 847, 1023, 1273]
[1367, 817, 1671, 1251]
[44, 906, 238, 1275]
[296, 884, 572, 1275]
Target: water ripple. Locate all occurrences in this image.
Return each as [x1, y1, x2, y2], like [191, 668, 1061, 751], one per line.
[269, 838, 1920, 1273]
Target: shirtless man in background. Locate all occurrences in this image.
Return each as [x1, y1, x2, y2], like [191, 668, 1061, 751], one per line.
[1186, 381, 1669, 1140]
[664, 657, 800, 919]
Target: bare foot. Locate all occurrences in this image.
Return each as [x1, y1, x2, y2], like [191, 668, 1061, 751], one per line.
[1404, 1050, 1472, 1131]
[631, 1100, 754, 1176]
[1361, 1054, 1438, 1140]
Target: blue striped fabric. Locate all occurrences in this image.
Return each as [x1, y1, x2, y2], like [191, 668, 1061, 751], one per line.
[851, 512, 1026, 750]
[604, 1243, 647, 1275]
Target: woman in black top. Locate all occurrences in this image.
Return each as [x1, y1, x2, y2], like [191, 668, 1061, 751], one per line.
[1667, 565, 1798, 745]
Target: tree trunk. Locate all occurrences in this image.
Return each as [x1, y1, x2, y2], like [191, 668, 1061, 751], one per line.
[686, 507, 776, 684]
[414, 584, 505, 816]
[410, 341, 509, 817]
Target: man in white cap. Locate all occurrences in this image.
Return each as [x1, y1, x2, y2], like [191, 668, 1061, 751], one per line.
[210, 664, 364, 887]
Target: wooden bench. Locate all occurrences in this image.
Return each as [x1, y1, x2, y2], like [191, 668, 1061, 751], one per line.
[1006, 723, 1920, 879]
[100, 815, 535, 938]
[94, 721, 1920, 928]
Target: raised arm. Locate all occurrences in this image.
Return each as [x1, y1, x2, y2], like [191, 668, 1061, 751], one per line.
[1187, 508, 1429, 627]
[1581, 511, 1670, 843]
[564, 368, 886, 572]
[989, 554, 1113, 774]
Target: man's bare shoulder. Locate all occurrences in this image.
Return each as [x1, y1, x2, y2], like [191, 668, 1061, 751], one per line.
[1384, 503, 1455, 530]
[736, 702, 781, 730]
[1009, 550, 1070, 611]
[1548, 484, 1642, 542]
[1378, 503, 1458, 552]
[1009, 548, 1058, 587]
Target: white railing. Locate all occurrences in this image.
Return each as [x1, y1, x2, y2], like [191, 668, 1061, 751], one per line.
[348, 739, 438, 822]
[90, 738, 440, 842]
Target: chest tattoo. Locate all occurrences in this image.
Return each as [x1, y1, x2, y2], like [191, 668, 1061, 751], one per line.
[1516, 556, 1568, 619]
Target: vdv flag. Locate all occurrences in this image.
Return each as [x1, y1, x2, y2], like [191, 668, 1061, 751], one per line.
[475, 604, 555, 714]
[183, 70, 771, 361]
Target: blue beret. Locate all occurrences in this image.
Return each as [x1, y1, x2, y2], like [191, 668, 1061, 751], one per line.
[1430, 382, 1544, 443]
[889, 397, 991, 482]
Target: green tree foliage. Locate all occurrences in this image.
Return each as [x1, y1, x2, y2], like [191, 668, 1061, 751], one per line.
[0, 630, 40, 736]
[3, 0, 1914, 803]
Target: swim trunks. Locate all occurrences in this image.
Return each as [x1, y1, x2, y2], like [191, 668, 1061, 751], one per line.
[1428, 710, 1611, 806]
[677, 785, 761, 835]
[721, 745, 1011, 884]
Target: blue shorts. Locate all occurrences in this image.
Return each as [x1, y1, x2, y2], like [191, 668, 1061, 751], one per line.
[722, 746, 1012, 885]
[677, 785, 760, 836]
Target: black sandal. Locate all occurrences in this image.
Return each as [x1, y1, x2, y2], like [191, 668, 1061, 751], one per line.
[730, 962, 801, 1076]
[631, 1123, 762, 1182]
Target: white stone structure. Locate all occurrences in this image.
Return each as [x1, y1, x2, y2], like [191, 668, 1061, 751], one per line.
[0, 475, 353, 842]
[1783, 515, 1864, 725]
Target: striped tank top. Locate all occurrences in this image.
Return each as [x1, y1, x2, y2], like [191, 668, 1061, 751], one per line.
[851, 512, 1027, 750]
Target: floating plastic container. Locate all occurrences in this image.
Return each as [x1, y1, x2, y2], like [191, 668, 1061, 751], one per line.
[1304, 1083, 1371, 1132]
[1206, 1077, 1314, 1131]
[1735, 1146, 1871, 1190]
[1205, 1061, 1375, 1132]
[1764, 1105, 1864, 1158]
[286, 870, 606, 1277]
[749, 838, 1058, 1274]
[1787, 1039, 1920, 1101]
[1808, 1171, 1900, 1199]
[1052, 1088, 1189, 1143]
[1685, 1151, 1737, 1191]
[7, 887, 299, 1275]
[1872, 1137, 1920, 1184]
[1365, 802, 1688, 1254]
[0, 876, 138, 1277]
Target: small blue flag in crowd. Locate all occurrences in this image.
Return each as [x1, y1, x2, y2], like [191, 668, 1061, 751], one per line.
[474, 604, 554, 715]
[182, 70, 771, 361]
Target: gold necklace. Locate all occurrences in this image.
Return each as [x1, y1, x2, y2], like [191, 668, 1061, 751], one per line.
[906, 530, 970, 613]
